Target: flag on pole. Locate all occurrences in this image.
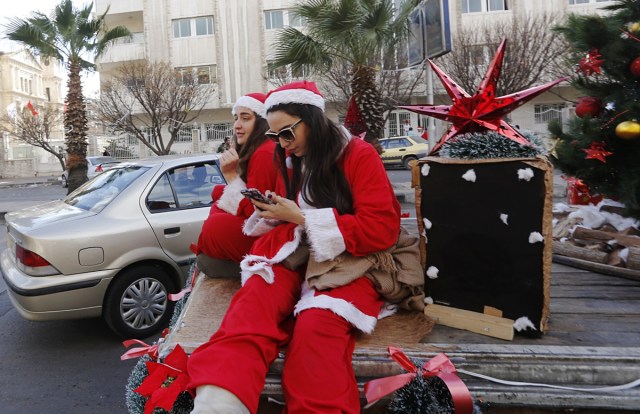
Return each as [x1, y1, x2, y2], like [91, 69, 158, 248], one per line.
[27, 101, 39, 116]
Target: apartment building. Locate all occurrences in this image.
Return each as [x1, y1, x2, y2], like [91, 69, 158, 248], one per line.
[0, 48, 66, 177]
[95, 0, 616, 154]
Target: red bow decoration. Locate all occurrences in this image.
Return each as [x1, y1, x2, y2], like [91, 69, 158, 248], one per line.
[364, 346, 473, 413]
[134, 344, 192, 414]
[121, 339, 160, 361]
[579, 49, 604, 76]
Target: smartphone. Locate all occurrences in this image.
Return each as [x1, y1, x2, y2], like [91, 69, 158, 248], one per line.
[240, 188, 275, 205]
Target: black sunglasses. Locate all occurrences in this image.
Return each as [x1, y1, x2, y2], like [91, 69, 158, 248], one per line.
[265, 119, 303, 143]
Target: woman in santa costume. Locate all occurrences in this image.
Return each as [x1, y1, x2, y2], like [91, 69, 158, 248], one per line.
[195, 92, 278, 265]
[187, 81, 424, 413]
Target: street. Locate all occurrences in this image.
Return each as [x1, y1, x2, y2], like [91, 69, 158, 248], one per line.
[0, 170, 414, 413]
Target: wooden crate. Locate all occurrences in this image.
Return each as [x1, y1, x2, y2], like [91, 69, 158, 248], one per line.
[413, 156, 553, 337]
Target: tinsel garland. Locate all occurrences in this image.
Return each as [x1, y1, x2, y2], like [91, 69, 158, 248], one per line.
[125, 263, 196, 414]
[387, 357, 483, 414]
[439, 131, 546, 159]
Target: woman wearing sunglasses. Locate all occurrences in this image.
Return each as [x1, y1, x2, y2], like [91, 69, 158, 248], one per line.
[194, 92, 278, 266]
[188, 81, 424, 413]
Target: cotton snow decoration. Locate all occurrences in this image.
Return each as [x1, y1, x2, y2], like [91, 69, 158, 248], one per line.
[500, 213, 509, 225]
[423, 218, 432, 230]
[517, 168, 534, 181]
[528, 232, 544, 244]
[421, 164, 430, 176]
[426, 266, 439, 279]
[513, 316, 537, 332]
[462, 169, 476, 182]
[424, 296, 434, 305]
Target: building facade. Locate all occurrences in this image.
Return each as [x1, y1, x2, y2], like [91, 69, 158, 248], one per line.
[0, 0, 616, 177]
[0, 49, 66, 178]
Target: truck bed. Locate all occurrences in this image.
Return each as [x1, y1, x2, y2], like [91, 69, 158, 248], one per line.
[159, 219, 640, 412]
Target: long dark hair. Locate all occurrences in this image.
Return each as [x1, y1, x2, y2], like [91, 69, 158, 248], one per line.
[269, 103, 353, 215]
[233, 115, 269, 182]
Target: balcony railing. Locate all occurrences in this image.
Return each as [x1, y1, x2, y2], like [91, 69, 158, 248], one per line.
[98, 34, 145, 64]
[96, 0, 143, 15]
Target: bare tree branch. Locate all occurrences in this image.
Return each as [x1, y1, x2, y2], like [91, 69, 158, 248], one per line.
[95, 61, 216, 155]
[0, 103, 66, 171]
[434, 12, 571, 96]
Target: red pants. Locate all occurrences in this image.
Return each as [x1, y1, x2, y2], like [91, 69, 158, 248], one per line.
[197, 209, 256, 263]
[187, 266, 383, 413]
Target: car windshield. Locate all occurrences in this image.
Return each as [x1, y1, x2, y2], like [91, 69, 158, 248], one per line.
[65, 166, 149, 212]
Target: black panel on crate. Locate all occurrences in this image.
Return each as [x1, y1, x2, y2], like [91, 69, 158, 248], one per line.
[420, 159, 547, 333]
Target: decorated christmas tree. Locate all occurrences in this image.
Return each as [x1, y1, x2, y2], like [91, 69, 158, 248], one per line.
[550, 0, 640, 218]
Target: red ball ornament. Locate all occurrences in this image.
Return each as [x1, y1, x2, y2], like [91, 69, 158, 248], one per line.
[575, 96, 603, 118]
[631, 57, 640, 77]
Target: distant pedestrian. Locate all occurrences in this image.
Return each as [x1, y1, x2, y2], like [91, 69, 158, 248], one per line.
[217, 136, 231, 153]
[102, 149, 110, 156]
[402, 119, 411, 135]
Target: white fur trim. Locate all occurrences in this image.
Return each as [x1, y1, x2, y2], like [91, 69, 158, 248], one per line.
[303, 208, 346, 261]
[240, 225, 304, 285]
[216, 178, 246, 215]
[265, 89, 325, 112]
[294, 284, 378, 334]
[243, 211, 281, 236]
[232, 96, 266, 119]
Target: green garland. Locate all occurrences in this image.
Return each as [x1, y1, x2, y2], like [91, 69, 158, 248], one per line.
[439, 130, 546, 159]
[125, 263, 196, 414]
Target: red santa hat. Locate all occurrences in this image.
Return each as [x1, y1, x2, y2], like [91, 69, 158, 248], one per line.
[265, 80, 325, 113]
[232, 92, 267, 119]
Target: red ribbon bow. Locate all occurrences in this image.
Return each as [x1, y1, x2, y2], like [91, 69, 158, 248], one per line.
[364, 346, 473, 413]
[120, 339, 160, 361]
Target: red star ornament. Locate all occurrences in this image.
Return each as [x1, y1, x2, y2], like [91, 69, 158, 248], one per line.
[579, 49, 604, 76]
[583, 142, 613, 163]
[400, 38, 567, 155]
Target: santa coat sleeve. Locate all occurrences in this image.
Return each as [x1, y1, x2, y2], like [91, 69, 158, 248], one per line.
[304, 139, 401, 262]
[216, 140, 278, 217]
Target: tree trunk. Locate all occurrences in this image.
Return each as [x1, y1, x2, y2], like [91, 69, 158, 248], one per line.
[351, 65, 384, 153]
[64, 61, 89, 193]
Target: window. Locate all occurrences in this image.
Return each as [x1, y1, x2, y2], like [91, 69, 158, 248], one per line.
[534, 103, 564, 124]
[152, 163, 224, 210]
[266, 61, 307, 81]
[264, 10, 284, 30]
[177, 65, 216, 84]
[568, 0, 589, 4]
[173, 16, 214, 38]
[205, 122, 233, 142]
[461, 0, 507, 13]
[176, 126, 194, 142]
[195, 16, 214, 35]
[288, 11, 306, 28]
[126, 133, 138, 146]
[173, 18, 191, 38]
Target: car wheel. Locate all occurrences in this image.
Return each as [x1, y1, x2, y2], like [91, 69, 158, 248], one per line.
[403, 156, 418, 170]
[61, 174, 67, 188]
[103, 264, 176, 338]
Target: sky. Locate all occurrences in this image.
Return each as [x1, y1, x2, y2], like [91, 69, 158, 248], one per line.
[0, 0, 100, 96]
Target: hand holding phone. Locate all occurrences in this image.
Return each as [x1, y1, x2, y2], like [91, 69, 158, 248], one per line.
[241, 188, 275, 205]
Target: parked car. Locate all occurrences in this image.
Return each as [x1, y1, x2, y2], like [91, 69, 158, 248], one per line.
[379, 135, 429, 169]
[1, 154, 225, 338]
[61, 156, 120, 188]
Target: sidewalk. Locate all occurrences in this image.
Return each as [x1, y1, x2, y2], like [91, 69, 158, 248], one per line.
[0, 175, 60, 189]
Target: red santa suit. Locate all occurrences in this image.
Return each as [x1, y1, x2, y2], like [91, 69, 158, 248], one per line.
[196, 139, 277, 262]
[187, 136, 401, 413]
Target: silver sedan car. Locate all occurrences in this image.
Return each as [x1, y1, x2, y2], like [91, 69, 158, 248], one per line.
[1, 154, 224, 338]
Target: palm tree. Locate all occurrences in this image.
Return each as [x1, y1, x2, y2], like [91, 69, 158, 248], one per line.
[269, 0, 420, 148]
[6, 0, 130, 192]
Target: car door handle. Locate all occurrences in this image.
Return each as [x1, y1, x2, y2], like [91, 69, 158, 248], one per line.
[399, 149, 406, 151]
[164, 227, 180, 235]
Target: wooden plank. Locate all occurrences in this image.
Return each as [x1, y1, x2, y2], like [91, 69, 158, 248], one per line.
[554, 254, 640, 282]
[551, 285, 640, 300]
[424, 304, 515, 341]
[550, 298, 640, 314]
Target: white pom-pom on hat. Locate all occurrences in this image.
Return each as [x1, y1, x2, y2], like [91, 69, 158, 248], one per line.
[265, 80, 325, 113]
[232, 92, 267, 119]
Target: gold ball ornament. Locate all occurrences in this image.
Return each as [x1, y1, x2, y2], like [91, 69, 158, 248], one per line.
[628, 22, 640, 32]
[615, 120, 640, 140]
